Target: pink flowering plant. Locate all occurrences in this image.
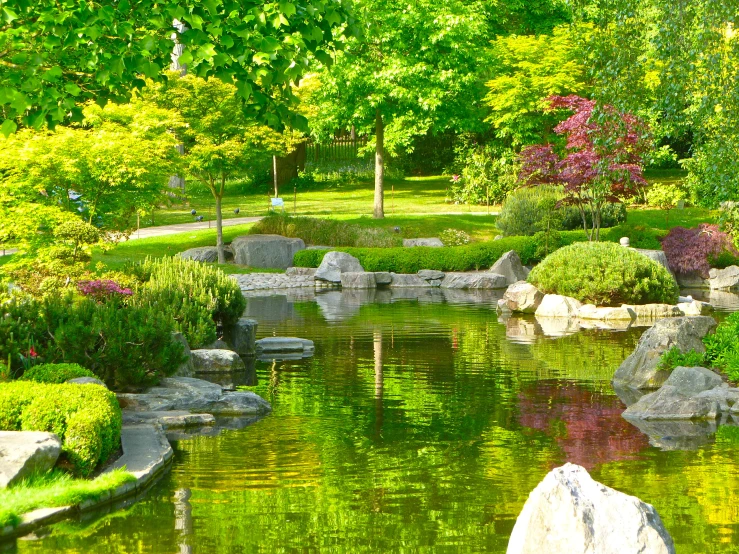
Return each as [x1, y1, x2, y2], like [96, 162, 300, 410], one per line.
[77, 279, 133, 303]
[519, 95, 650, 241]
[662, 225, 739, 277]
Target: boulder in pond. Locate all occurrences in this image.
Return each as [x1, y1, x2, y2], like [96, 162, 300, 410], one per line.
[709, 265, 739, 290]
[612, 316, 717, 390]
[315, 251, 364, 283]
[403, 238, 443, 247]
[0, 431, 62, 488]
[501, 281, 544, 313]
[341, 272, 377, 289]
[440, 272, 508, 290]
[507, 463, 675, 554]
[534, 294, 582, 318]
[256, 337, 314, 355]
[191, 349, 245, 373]
[231, 234, 305, 269]
[227, 318, 258, 356]
[490, 251, 529, 285]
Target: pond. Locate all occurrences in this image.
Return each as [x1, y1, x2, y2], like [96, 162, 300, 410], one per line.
[13, 289, 739, 553]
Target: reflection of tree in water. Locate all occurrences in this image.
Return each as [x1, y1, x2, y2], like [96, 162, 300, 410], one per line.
[517, 381, 650, 469]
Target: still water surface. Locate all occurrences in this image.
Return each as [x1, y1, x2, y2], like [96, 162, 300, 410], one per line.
[15, 289, 739, 553]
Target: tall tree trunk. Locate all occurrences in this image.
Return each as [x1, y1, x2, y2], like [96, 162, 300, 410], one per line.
[168, 20, 188, 194]
[374, 109, 385, 219]
[273, 155, 279, 198]
[215, 193, 225, 264]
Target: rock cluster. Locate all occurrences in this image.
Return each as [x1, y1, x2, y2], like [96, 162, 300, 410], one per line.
[612, 316, 717, 390]
[507, 463, 675, 554]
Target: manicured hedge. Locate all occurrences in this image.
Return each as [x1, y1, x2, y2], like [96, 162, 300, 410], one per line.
[0, 382, 122, 476]
[21, 363, 95, 384]
[292, 236, 538, 273]
[528, 242, 679, 306]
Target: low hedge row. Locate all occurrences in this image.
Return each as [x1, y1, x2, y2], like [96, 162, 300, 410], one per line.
[291, 225, 666, 273]
[21, 363, 95, 384]
[293, 236, 539, 273]
[0, 382, 122, 477]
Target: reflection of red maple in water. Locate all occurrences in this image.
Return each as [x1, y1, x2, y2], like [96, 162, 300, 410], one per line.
[518, 381, 650, 470]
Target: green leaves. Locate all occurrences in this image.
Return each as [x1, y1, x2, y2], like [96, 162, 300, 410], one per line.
[0, 120, 17, 138]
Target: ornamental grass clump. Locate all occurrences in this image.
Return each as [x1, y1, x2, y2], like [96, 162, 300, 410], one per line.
[527, 242, 679, 306]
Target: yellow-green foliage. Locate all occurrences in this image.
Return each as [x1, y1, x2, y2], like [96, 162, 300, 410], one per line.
[528, 242, 679, 306]
[132, 257, 246, 348]
[0, 382, 122, 477]
[21, 363, 95, 384]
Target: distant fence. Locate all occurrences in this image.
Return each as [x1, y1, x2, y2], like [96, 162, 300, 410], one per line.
[306, 136, 368, 163]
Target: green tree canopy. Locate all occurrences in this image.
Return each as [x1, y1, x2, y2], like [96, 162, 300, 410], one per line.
[0, 0, 352, 135]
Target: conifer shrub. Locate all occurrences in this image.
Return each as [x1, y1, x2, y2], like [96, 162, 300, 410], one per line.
[21, 363, 95, 384]
[0, 381, 122, 476]
[527, 242, 679, 306]
[132, 257, 246, 348]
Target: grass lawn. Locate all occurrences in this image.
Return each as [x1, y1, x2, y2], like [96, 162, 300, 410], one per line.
[140, 175, 493, 228]
[0, 469, 134, 528]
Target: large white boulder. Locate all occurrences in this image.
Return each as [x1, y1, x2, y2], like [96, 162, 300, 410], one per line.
[490, 251, 529, 285]
[315, 251, 364, 283]
[190, 349, 246, 373]
[231, 234, 305, 269]
[709, 265, 739, 290]
[0, 431, 62, 488]
[501, 282, 544, 313]
[535, 294, 582, 318]
[507, 463, 675, 554]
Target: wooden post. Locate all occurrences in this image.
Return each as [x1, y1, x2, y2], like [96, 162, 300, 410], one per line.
[273, 156, 278, 198]
[294, 185, 297, 214]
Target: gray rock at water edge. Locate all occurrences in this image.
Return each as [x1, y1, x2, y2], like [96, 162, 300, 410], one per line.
[190, 349, 246, 373]
[202, 339, 230, 350]
[440, 272, 508, 289]
[501, 281, 544, 313]
[490, 251, 529, 285]
[177, 246, 233, 263]
[677, 300, 714, 316]
[622, 366, 734, 421]
[612, 316, 717, 390]
[117, 377, 271, 415]
[389, 273, 432, 287]
[403, 238, 444, 247]
[373, 272, 393, 286]
[285, 267, 317, 277]
[418, 269, 446, 281]
[507, 463, 675, 554]
[709, 265, 739, 290]
[634, 248, 674, 276]
[66, 376, 107, 387]
[315, 251, 364, 283]
[621, 303, 682, 320]
[578, 304, 636, 322]
[623, 417, 719, 451]
[0, 431, 62, 488]
[231, 234, 306, 269]
[340, 272, 377, 289]
[534, 294, 582, 318]
[255, 337, 314, 355]
[228, 318, 258, 356]
[172, 332, 195, 378]
[676, 271, 709, 288]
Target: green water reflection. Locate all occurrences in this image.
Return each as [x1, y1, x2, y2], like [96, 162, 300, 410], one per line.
[13, 292, 739, 553]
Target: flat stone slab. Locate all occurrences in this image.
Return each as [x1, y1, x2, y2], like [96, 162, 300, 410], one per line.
[0, 431, 61, 488]
[107, 425, 173, 480]
[122, 411, 216, 430]
[441, 272, 508, 289]
[117, 377, 271, 415]
[256, 337, 314, 353]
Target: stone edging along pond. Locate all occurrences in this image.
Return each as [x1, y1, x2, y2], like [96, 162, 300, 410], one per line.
[0, 424, 173, 541]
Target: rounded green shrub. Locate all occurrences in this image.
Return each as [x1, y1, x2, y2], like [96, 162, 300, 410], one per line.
[21, 363, 95, 384]
[0, 381, 122, 476]
[527, 242, 679, 306]
[496, 186, 562, 237]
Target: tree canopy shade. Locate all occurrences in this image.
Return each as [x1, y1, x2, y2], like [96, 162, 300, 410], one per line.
[305, 0, 490, 218]
[0, 0, 352, 135]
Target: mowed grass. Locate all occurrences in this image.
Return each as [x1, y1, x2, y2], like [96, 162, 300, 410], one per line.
[141, 175, 492, 228]
[0, 469, 134, 528]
